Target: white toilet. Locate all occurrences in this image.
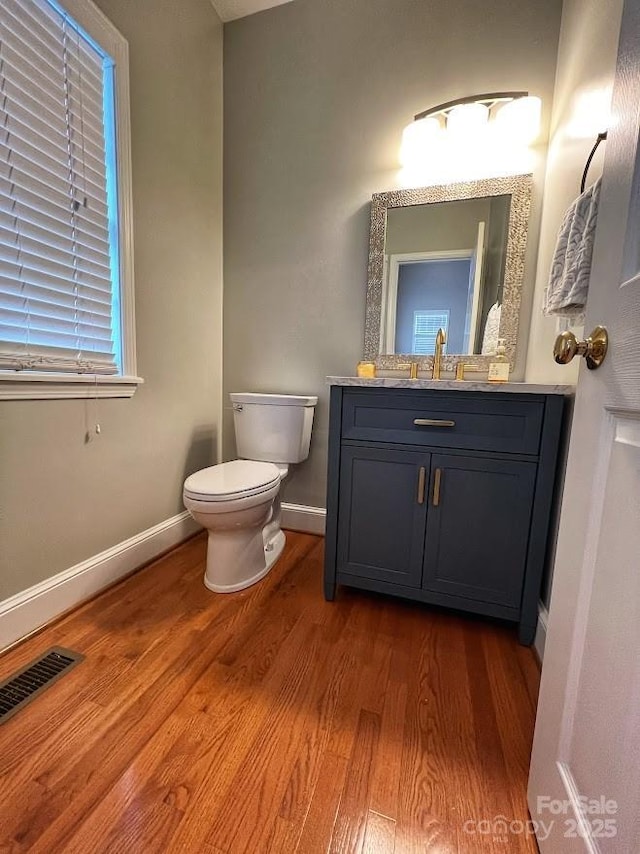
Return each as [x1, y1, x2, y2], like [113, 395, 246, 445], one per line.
[183, 392, 318, 593]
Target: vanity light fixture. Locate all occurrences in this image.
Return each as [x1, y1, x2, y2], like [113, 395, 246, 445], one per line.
[400, 92, 542, 183]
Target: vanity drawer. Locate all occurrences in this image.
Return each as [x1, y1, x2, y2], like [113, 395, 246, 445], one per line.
[341, 390, 544, 455]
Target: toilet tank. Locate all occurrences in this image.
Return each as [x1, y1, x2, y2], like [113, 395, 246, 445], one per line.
[230, 393, 318, 464]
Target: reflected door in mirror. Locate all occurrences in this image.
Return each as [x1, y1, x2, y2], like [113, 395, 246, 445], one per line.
[386, 254, 474, 355]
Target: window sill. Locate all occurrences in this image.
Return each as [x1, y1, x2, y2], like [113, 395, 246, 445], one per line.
[0, 372, 144, 400]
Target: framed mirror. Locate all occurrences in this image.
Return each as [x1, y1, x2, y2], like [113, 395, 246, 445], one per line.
[364, 174, 532, 372]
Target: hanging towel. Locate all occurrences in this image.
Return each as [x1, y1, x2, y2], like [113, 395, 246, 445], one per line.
[481, 301, 502, 354]
[544, 177, 601, 318]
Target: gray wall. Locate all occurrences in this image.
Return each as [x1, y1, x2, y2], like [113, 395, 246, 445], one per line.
[526, 0, 624, 387]
[522, 0, 624, 607]
[385, 198, 491, 255]
[0, 0, 223, 600]
[223, 0, 563, 509]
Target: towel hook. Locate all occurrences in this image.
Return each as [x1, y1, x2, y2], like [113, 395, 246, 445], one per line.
[580, 131, 608, 193]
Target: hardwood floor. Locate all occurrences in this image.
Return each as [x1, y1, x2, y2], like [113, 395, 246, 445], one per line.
[0, 532, 540, 853]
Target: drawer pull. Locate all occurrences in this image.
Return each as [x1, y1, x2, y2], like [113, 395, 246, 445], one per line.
[432, 468, 442, 507]
[413, 418, 456, 428]
[417, 466, 426, 504]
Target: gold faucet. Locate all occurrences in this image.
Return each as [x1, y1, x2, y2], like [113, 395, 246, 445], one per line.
[432, 328, 446, 380]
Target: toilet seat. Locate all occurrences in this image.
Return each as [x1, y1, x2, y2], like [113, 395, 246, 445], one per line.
[183, 459, 281, 502]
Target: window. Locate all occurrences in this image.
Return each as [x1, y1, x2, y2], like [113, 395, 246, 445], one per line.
[0, 0, 138, 399]
[412, 310, 449, 355]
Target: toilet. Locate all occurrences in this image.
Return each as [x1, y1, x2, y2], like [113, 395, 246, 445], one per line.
[183, 392, 318, 592]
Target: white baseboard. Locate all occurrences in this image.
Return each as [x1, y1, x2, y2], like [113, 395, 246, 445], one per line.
[281, 502, 326, 536]
[0, 511, 200, 654]
[534, 602, 548, 664]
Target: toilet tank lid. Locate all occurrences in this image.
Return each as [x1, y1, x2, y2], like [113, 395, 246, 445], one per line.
[230, 392, 318, 407]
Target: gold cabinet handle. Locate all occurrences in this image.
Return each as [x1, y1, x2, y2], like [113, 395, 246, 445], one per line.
[413, 418, 456, 428]
[432, 468, 442, 507]
[553, 325, 608, 370]
[417, 466, 426, 504]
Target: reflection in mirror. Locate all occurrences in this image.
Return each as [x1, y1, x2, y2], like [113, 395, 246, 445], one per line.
[364, 175, 532, 372]
[381, 196, 511, 356]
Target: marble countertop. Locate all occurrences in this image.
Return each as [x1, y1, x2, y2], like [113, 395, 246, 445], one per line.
[327, 376, 574, 395]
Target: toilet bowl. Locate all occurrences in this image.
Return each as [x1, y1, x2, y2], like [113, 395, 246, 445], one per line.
[183, 392, 317, 593]
[184, 460, 284, 592]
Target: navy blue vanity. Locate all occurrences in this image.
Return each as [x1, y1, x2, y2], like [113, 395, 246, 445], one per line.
[323, 379, 570, 644]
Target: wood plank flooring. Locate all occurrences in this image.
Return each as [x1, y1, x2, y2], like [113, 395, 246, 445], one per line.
[0, 532, 540, 853]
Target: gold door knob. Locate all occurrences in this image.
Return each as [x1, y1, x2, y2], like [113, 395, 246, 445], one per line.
[553, 325, 608, 370]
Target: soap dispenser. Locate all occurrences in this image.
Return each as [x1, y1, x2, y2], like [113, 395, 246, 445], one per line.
[488, 338, 510, 383]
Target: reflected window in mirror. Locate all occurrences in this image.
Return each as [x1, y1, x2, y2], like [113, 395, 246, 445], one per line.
[412, 309, 449, 355]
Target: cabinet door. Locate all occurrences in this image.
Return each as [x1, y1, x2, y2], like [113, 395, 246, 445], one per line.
[337, 446, 429, 588]
[423, 454, 537, 608]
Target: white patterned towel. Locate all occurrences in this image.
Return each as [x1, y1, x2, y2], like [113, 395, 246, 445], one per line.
[481, 302, 502, 354]
[544, 177, 601, 318]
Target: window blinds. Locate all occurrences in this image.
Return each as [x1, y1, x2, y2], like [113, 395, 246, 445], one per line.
[0, 0, 118, 374]
[413, 311, 449, 355]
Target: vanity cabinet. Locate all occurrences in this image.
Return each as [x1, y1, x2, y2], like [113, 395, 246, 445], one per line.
[324, 384, 567, 645]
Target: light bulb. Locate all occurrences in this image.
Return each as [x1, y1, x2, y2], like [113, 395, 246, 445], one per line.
[447, 102, 489, 137]
[399, 116, 441, 167]
[493, 96, 541, 144]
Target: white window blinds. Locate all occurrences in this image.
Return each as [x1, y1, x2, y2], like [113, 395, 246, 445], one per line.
[413, 310, 449, 355]
[0, 0, 119, 375]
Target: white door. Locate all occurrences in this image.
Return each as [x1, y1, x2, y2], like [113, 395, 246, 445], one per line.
[529, 2, 640, 851]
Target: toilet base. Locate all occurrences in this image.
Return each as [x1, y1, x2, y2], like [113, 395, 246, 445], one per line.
[204, 525, 286, 593]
